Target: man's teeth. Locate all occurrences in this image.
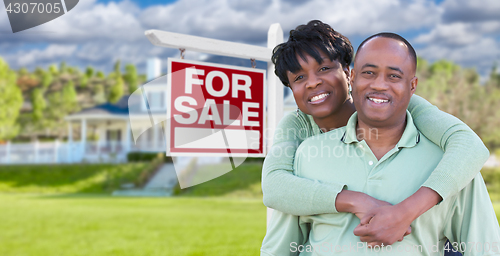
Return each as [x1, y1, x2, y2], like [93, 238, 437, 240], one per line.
[310, 93, 329, 102]
[369, 97, 389, 103]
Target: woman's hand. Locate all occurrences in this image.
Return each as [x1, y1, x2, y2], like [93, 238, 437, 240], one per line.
[335, 190, 412, 246]
[350, 193, 391, 220]
[353, 204, 412, 246]
[351, 187, 441, 246]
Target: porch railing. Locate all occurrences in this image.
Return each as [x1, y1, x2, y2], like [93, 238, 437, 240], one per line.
[0, 140, 166, 164]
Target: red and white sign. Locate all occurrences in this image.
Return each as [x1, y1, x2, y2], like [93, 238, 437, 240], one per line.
[166, 58, 265, 157]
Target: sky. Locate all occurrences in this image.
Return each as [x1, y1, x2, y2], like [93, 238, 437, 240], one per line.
[1, 0, 500, 80]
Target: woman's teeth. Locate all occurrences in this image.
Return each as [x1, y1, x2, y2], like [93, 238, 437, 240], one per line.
[310, 93, 329, 102]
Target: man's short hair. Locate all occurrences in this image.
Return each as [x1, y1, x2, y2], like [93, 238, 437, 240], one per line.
[272, 20, 353, 87]
[356, 32, 417, 72]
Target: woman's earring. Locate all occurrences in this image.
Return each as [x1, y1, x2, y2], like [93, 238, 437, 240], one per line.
[296, 108, 299, 117]
[348, 83, 352, 96]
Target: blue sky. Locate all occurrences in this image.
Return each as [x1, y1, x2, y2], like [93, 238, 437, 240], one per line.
[0, 0, 499, 80]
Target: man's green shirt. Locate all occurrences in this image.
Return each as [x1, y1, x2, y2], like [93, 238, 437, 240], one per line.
[261, 111, 500, 256]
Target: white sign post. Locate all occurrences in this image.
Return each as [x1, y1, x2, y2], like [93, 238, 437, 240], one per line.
[166, 58, 266, 157]
[145, 24, 284, 227]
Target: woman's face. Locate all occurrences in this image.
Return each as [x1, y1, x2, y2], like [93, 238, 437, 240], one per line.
[286, 51, 350, 120]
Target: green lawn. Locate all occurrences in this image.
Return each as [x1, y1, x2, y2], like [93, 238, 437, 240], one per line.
[175, 162, 263, 198]
[0, 194, 266, 256]
[1, 163, 499, 256]
[0, 162, 159, 194]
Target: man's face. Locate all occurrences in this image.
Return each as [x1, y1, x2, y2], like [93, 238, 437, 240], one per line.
[351, 37, 417, 128]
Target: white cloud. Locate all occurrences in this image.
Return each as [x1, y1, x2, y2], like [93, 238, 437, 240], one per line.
[441, 0, 500, 23]
[139, 0, 441, 42]
[11, 44, 78, 67]
[0, 0, 498, 80]
[418, 37, 499, 77]
[414, 23, 481, 46]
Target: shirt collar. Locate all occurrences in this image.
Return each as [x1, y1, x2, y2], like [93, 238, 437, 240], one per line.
[342, 110, 419, 148]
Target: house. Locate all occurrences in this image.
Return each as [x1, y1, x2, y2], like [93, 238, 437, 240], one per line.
[0, 58, 297, 164]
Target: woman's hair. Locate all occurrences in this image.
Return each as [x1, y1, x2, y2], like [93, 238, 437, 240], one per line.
[272, 20, 353, 87]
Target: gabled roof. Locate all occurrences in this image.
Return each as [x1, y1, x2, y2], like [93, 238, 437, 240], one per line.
[70, 96, 130, 116]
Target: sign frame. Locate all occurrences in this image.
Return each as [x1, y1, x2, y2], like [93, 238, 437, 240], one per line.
[166, 58, 267, 157]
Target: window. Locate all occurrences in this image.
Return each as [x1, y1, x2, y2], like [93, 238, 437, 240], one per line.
[106, 129, 122, 142]
[147, 91, 165, 110]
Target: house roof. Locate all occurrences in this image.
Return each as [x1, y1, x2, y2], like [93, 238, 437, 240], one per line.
[70, 96, 130, 117]
[65, 94, 168, 122]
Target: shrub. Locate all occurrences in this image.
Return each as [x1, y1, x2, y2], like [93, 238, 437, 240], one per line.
[127, 152, 172, 163]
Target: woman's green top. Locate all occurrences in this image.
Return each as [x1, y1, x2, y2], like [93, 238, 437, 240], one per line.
[261, 94, 490, 215]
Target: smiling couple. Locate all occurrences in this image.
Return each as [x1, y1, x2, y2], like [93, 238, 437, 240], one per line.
[260, 20, 500, 256]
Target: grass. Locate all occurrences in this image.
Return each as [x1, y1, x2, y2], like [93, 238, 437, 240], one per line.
[175, 162, 263, 198]
[0, 194, 266, 256]
[0, 163, 499, 255]
[0, 162, 267, 256]
[0, 161, 160, 194]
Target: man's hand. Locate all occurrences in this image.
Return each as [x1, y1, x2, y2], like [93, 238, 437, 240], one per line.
[350, 193, 391, 220]
[335, 190, 412, 245]
[353, 204, 412, 246]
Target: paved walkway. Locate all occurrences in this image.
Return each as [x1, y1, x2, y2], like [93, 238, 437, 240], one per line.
[112, 163, 178, 197]
[144, 163, 178, 190]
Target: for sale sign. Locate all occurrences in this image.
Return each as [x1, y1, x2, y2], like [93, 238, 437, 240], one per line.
[166, 58, 265, 157]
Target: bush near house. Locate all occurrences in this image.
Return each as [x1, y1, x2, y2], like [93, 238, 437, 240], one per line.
[126, 152, 173, 163]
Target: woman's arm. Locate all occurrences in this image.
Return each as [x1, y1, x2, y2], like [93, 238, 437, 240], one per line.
[409, 94, 490, 200]
[262, 111, 345, 215]
[352, 94, 490, 246]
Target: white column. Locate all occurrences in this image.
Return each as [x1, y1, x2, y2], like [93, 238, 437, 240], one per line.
[266, 23, 284, 228]
[34, 140, 39, 163]
[266, 23, 284, 152]
[81, 119, 87, 154]
[67, 122, 73, 163]
[97, 139, 101, 156]
[6, 141, 11, 164]
[68, 122, 73, 143]
[54, 140, 59, 163]
[125, 121, 131, 153]
[153, 123, 159, 151]
[147, 58, 161, 81]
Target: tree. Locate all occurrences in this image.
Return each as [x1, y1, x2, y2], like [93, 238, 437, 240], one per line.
[416, 59, 500, 149]
[93, 84, 106, 104]
[18, 67, 29, 76]
[31, 88, 46, 122]
[85, 66, 94, 78]
[79, 75, 88, 88]
[0, 58, 23, 141]
[108, 76, 124, 104]
[30, 88, 47, 132]
[60, 61, 68, 74]
[62, 80, 79, 113]
[114, 60, 121, 76]
[44, 81, 79, 138]
[49, 64, 58, 76]
[123, 64, 139, 93]
[96, 71, 105, 79]
[41, 70, 53, 89]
